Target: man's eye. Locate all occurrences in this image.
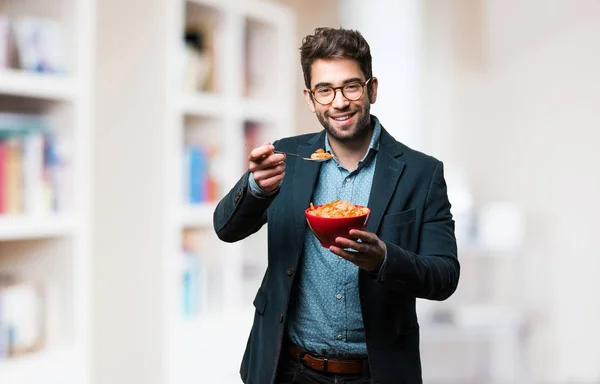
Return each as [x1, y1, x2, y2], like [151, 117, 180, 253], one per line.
[317, 88, 333, 95]
[344, 84, 361, 92]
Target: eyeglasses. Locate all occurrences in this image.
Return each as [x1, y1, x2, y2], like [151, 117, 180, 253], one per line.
[309, 77, 372, 105]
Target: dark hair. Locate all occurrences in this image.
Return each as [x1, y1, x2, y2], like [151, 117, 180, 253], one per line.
[300, 27, 373, 90]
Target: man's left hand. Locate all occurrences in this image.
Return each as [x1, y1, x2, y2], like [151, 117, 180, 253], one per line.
[329, 229, 386, 272]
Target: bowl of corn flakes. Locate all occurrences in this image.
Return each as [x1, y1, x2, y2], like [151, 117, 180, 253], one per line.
[305, 199, 371, 248]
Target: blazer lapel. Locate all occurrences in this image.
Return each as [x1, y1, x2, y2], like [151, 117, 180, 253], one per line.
[366, 128, 405, 233]
[293, 132, 326, 247]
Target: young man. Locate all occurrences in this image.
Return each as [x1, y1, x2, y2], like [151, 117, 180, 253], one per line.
[213, 27, 460, 384]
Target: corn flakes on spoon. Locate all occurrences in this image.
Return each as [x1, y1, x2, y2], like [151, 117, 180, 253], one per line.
[274, 148, 333, 162]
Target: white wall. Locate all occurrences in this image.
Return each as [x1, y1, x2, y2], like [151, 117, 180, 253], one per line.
[340, 0, 423, 150]
[341, 0, 600, 382]
[422, 0, 600, 382]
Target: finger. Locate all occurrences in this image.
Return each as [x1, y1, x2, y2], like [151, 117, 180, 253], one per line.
[249, 152, 285, 168]
[333, 234, 366, 251]
[248, 143, 275, 162]
[266, 153, 286, 166]
[252, 163, 286, 181]
[333, 236, 357, 250]
[348, 229, 378, 244]
[249, 157, 286, 174]
[257, 172, 285, 191]
[329, 246, 365, 264]
[329, 245, 353, 259]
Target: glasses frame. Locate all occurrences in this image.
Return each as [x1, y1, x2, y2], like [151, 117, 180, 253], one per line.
[309, 77, 373, 105]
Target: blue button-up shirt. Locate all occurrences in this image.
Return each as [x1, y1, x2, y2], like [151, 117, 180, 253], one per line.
[248, 117, 382, 357]
[285, 118, 381, 358]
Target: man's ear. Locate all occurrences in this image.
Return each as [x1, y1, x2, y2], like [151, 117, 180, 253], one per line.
[368, 77, 379, 104]
[303, 89, 316, 113]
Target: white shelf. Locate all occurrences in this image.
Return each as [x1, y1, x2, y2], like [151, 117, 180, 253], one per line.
[0, 349, 78, 384]
[179, 92, 226, 117]
[180, 203, 217, 228]
[0, 70, 79, 101]
[241, 97, 287, 122]
[0, 214, 78, 241]
[242, 0, 295, 24]
[180, 93, 288, 121]
[186, 0, 225, 10]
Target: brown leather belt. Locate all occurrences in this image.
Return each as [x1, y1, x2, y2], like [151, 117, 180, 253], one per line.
[285, 343, 365, 375]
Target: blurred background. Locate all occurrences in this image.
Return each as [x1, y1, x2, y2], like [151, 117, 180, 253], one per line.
[0, 0, 599, 383]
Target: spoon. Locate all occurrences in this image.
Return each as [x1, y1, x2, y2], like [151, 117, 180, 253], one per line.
[274, 150, 333, 162]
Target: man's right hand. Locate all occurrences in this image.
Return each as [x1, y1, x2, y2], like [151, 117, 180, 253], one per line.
[248, 142, 286, 192]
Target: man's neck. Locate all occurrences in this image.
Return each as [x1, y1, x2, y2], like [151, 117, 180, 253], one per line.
[329, 128, 373, 171]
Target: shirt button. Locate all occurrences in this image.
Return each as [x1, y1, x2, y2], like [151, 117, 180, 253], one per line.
[336, 294, 342, 300]
[346, 177, 351, 183]
[287, 268, 294, 276]
[337, 334, 343, 340]
[279, 313, 284, 323]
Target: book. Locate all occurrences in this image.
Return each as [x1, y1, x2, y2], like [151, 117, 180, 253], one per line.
[11, 16, 66, 73]
[0, 281, 45, 358]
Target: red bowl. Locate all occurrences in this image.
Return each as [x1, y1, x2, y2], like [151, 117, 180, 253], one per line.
[305, 205, 371, 248]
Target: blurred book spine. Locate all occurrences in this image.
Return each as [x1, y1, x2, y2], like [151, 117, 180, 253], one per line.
[0, 278, 45, 359]
[183, 143, 218, 204]
[183, 18, 217, 93]
[182, 247, 203, 317]
[181, 229, 206, 318]
[0, 113, 66, 215]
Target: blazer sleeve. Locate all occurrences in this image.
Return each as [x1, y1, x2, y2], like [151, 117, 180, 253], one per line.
[213, 170, 275, 243]
[378, 161, 460, 300]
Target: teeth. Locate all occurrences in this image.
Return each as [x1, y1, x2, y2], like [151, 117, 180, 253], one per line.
[332, 115, 351, 121]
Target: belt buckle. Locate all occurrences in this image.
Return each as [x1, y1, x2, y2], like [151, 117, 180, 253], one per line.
[299, 351, 329, 373]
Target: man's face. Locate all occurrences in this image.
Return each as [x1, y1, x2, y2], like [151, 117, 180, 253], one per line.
[304, 58, 378, 143]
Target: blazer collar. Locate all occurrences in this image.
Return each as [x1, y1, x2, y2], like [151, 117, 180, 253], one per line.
[365, 127, 405, 233]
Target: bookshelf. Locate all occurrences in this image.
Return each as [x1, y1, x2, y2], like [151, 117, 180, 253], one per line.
[0, 0, 94, 383]
[166, 1, 296, 382]
[93, 0, 295, 382]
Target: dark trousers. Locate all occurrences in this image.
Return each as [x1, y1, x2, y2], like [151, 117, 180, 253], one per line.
[275, 351, 371, 384]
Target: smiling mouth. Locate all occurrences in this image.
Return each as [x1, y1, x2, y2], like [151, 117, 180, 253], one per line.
[330, 113, 355, 122]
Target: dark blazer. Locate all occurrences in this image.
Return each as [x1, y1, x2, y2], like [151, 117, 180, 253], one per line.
[213, 125, 460, 384]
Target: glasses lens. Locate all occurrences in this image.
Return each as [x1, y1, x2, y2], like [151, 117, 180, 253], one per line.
[314, 87, 334, 104]
[342, 83, 364, 101]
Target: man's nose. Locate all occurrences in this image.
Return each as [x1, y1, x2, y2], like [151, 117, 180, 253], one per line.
[331, 89, 350, 109]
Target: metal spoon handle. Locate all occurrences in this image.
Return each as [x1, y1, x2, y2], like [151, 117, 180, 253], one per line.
[274, 150, 303, 158]
[273, 150, 330, 162]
